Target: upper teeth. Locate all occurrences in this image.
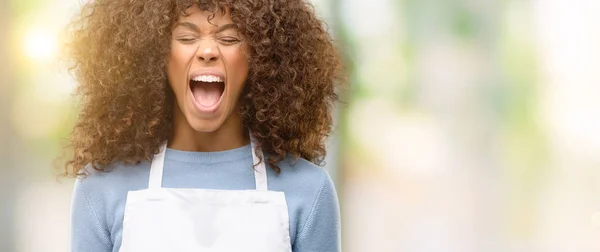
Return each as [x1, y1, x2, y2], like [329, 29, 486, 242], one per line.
[192, 75, 223, 82]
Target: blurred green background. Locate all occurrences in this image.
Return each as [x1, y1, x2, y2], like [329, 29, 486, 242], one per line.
[2, 0, 600, 251]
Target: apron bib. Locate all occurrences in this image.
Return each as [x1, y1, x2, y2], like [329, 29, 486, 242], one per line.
[118, 135, 292, 252]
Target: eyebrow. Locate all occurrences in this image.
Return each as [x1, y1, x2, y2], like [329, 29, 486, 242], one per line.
[216, 23, 238, 33]
[174, 22, 238, 33]
[175, 22, 200, 32]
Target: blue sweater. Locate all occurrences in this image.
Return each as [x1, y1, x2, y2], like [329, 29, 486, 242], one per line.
[70, 144, 341, 252]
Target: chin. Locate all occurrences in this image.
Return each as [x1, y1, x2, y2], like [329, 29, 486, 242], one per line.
[189, 120, 224, 133]
[183, 107, 230, 133]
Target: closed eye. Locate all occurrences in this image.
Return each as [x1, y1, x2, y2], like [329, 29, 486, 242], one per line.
[176, 37, 198, 44]
[218, 37, 241, 45]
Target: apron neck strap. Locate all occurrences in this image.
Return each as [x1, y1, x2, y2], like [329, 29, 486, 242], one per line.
[250, 134, 268, 191]
[148, 142, 167, 189]
[148, 133, 268, 191]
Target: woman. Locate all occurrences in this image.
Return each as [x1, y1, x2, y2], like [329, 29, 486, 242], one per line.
[64, 0, 343, 251]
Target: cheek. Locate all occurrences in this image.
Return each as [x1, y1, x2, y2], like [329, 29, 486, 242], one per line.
[223, 49, 249, 86]
[167, 43, 194, 89]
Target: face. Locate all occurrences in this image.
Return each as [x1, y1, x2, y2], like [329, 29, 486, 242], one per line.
[167, 5, 248, 133]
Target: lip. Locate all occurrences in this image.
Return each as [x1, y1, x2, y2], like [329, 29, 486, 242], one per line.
[188, 69, 227, 115]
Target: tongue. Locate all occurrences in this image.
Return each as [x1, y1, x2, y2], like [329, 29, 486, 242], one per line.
[192, 82, 222, 107]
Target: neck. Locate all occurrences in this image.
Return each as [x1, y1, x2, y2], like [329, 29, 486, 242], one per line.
[168, 105, 249, 152]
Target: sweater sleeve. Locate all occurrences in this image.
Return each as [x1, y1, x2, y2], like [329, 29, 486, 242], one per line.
[293, 171, 341, 252]
[70, 177, 113, 252]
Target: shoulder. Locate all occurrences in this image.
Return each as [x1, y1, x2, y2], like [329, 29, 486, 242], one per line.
[77, 161, 150, 184]
[265, 155, 339, 215]
[267, 155, 335, 193]
[73, 161, 151, 203]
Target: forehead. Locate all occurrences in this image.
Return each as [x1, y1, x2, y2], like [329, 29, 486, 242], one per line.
[178, 4, 233, 26]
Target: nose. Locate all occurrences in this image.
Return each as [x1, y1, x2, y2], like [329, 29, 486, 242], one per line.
[196, 39, 220, 62]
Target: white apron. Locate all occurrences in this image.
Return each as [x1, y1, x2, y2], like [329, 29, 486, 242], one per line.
[118, 137, 293, 252]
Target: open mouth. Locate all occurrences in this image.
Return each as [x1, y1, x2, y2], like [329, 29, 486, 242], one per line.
[189, 75, 225, 109]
